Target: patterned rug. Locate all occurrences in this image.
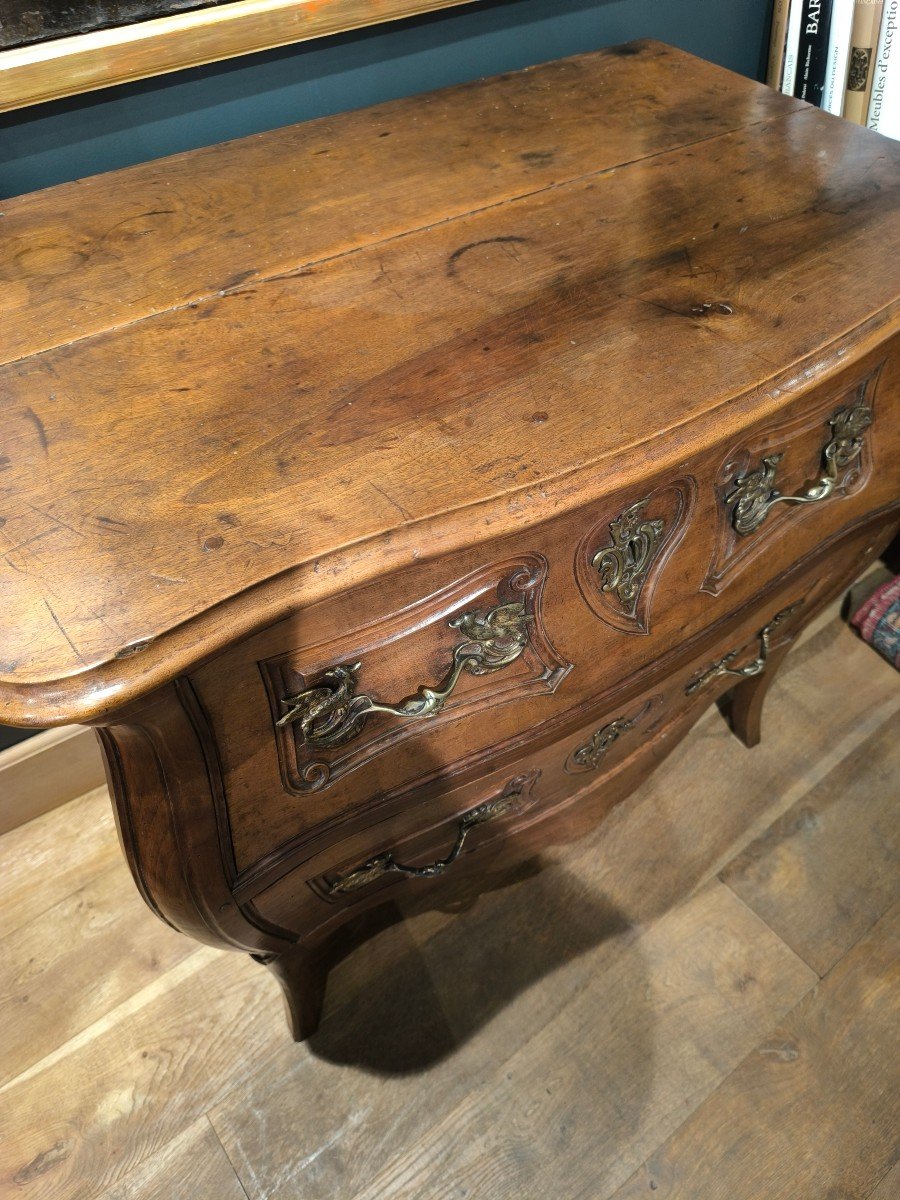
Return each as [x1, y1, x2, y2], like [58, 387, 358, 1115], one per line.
[851, 575, 900, 670]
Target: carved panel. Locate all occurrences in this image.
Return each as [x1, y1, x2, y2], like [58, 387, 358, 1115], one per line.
[575, 479, 696, 634]
[703, 364, 881, 595]
[261, 555, 571, 795]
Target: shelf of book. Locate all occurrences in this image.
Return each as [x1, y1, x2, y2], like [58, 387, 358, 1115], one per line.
[768, 0, 898, 139]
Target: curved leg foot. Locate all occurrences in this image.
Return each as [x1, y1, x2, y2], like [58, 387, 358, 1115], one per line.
[717, 641, 791, 749]
[255, 947, 329, 1042]
[253, 902, 406, 1040]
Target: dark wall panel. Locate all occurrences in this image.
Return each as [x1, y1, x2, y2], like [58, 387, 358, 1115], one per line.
[0, 0, 772, 200]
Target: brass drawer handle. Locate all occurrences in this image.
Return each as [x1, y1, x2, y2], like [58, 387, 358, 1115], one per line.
[726, 404, 872, 536]
[327, 778, 530, 895]
[277, 600, 532, 747]
[685, 603, 799, 696]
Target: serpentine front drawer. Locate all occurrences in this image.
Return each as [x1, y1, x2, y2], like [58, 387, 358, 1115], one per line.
[1, 40, 898, 1041]
[239, 521, 889, 941]
[187, 338, 899, 874]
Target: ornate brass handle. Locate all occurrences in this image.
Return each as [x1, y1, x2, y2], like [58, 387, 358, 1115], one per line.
[277, 599, 532, 747]
[726, 404, 872, 536]
[685, 603, 800, 696]
[327, 779, 530, 895]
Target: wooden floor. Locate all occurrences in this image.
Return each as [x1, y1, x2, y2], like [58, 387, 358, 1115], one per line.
[1, 603, 898, 1200]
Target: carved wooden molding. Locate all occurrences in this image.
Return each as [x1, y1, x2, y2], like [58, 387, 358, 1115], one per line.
[98, 680, 297, 953]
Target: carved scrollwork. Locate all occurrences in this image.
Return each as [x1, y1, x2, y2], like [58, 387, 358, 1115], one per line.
[565, 698, 653, 774]
[576, 480, 695, 635]
[264, 555, 571, 794]
[591, 500, 665, 607]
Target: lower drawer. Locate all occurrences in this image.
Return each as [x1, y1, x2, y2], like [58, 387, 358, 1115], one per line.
[240, 571, 832, 940]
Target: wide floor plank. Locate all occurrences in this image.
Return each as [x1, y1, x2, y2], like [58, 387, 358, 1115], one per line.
[611, 903, 900, 1200]
[0, 787, 117, 941]
[0, 606, 896, 1200]
[0, 949, 282, 1200]
[350, 883, 815, 1200]
[95, 1118, 248, 1200]
[720, 714, 900, 975]
[0, 862, 194, 1087]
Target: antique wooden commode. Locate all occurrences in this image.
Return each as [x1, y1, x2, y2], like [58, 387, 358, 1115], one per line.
[2, 41, 898, 1039]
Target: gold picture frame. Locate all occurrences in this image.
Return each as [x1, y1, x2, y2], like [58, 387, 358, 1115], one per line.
[0, 0, 479, 112]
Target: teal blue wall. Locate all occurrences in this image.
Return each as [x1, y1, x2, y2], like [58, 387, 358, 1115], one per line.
[0, 0, 770, 743]
[0, 0, 771, 200]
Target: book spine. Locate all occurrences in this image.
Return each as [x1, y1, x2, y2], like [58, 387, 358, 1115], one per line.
[767, 0, 794, 86]
[843, 0, 885, 121]
[867, 0, 900, 134]
[795, 0, 836, 104]
[822, 0, 856, 110]
[782, 0, 807, 93]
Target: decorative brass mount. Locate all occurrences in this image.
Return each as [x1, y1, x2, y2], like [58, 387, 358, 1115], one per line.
[326, 776, 532, 895]
[726, 405, 872, 536]
[277, 600, 532, 747]
[591, 498, 664, 608]
[567, 700, 651, 773]
[685, 603, 800, 696]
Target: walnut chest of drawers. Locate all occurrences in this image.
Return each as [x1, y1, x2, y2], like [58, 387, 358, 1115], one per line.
[2, 41, 898, 1039]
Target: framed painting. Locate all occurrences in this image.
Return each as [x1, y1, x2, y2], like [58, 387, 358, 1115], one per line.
[0, 0, 480, 111]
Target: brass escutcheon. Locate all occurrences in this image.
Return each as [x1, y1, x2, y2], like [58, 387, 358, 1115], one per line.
[590, 498, 664, 608]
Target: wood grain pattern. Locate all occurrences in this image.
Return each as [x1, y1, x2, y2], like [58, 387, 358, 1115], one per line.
[0, 786, 117, 940]
[720, 714, 900, 976]
[337, 884, 815, 1200]
[0, 0, 480, 112]
[0, 949, 265, 1200]
[3, 42, 899, 1050]
[1, 43, 898, 721]
[611, 902, 900, 1200]
[0, 596, 896, 1200]
[866, 1162, 900, 1200]
[0, 42, 794, 363]
[0, 863, 193, 1087]
[94, 1118, 248, 1200]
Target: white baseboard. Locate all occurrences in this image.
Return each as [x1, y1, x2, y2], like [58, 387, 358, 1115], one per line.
[0, 726, 107, 835]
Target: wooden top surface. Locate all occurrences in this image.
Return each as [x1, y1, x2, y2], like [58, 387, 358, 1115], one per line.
[2, 40, 899, 724]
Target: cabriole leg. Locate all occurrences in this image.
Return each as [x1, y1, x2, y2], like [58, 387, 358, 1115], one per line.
[254, 947, 330, 1042]
[717, 641, 792, 749]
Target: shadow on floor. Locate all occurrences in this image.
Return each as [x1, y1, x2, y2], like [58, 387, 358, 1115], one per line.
[308, 856, 637, 1076]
